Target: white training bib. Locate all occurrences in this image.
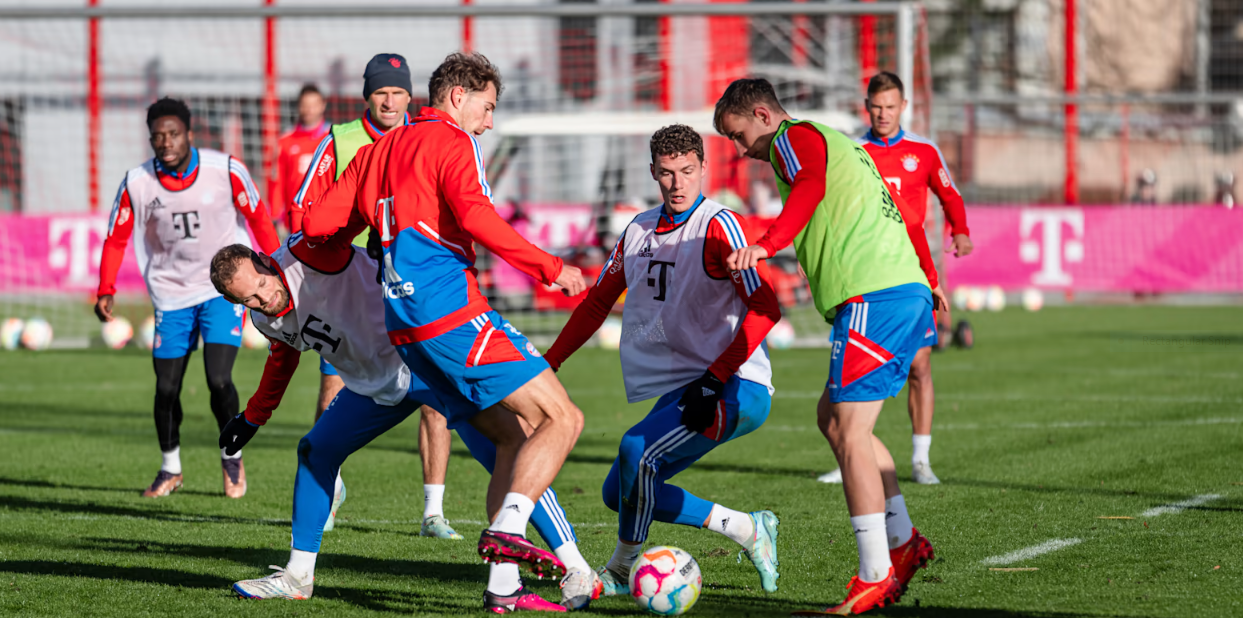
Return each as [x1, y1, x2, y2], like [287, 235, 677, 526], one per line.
[125, 149, 251, 311]
[617, 199, 772, 403]
[251, 236, 412, 406]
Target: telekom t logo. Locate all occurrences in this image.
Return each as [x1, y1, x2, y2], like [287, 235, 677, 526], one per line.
[1019, 208, 1084, 286]
[48, 217, 107, 287]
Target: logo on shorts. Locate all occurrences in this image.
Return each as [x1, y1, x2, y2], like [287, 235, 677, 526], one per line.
[925, 328, 934, 338]
[901, 154, 919, 172]
[231, 326, 241, 336]
[154, 334, 162, 349]
[526, 341, 542, 357]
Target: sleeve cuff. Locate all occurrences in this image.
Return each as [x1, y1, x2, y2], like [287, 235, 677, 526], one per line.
[951, 227, 970, 237]
[242, 406, 270, 426]
[756, 239, 778, 258]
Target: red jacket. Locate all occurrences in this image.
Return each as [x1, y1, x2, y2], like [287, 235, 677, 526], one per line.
[857, 128, 969, 236]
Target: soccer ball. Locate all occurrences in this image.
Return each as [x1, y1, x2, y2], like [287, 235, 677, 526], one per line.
[138, 316, 156, 350]
[596, 316, 623, 350]
[766, 318, 795, 350]
[20, 317, 53, 351]
[964, 286, 986, 312]
[951, 286, 969, 311]
[1021, 288, 1044, 312]
[241, 317, 268, 349]
[1, 318, 23, 350]
[101, 316, 134, 349]
[985, 285, 1006, 312]
[629, 546, 702, 616]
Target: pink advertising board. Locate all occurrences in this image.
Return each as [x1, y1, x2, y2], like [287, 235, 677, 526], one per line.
[1, 214, 147, 295]
[943, 206, 1243, 292]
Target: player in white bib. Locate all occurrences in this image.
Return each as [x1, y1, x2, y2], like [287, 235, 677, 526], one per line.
[94, 97, 281, 499]
[208, 229, 600, 610]
[544, 125, 783, 596]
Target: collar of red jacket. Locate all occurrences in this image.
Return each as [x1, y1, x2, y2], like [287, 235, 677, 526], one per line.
[864, 127, 906, 148]
[415, 106, 461, 128]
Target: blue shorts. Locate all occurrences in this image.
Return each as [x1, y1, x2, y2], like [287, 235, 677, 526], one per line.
[395, 310, 548, 427]
[152, 296, 244, 359]
[828, 286, 934, 403]
[320, 357, 338, 376]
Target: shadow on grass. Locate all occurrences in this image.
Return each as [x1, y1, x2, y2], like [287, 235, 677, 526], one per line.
[0, 495, 288, 525]
[0, 560, 232, 590]
[0, 475, 215, 497]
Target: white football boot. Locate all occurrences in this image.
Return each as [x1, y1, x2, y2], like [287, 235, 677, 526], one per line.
[232, 566, 313, 600]
[817, 468, 843, 484]
[911, 461, 941, 485]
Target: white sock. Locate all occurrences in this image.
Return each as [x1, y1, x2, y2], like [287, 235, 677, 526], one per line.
[161, 447, 182, 475]
[489, 492, 535, 536]
[605, 541, 643, 579]
[705, 504, 755, 548]
[286, 548, 317, 584]
[554, 541, 591, 574]
[221, 447, 242, 460]
[423, 484, 445, 519]
[884, 494, 915, 549]
[850, 513, 892, 583]
[912, 434, 932, 466]
[487, 562, 521, 595]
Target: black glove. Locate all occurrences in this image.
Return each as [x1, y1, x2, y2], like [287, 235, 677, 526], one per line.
[678, 371, 726, 434]
[219, 414, 260, 456]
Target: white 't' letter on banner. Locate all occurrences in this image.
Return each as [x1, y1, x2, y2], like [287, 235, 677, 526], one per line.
[1019, 208, 1084, 286]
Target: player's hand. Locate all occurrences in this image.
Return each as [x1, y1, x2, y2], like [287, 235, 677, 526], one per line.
[678, 371, 726, 435]
[931, 285, 949, 312]
[948, 234, 974, 258]
[93, 294, 115, 323]
[219, 413, 260, 456]
[555, 264, 586, 297]
[726, 245, 769, 272]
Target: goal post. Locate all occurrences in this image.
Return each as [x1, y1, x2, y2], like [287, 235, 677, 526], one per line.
[0, 2, 930, 348]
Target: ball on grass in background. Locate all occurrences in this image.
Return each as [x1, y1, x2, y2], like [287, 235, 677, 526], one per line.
[630, 546, 702, 616]
[1021, 288, 1044, 312]
[241, 318, 268, 350]
[138, 316, 156, 350]
[964, 286, 986, 312]
[101, 316, 134, 350]
[1, 318, 24, 351]
[20, 317, 53, 351]
[766, 318, 795, 350]
[951, 286, 970, 311]
[596, 317, 623, 350]
[985, 285, 1006, 312]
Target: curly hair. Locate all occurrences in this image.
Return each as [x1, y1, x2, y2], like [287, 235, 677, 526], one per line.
[209, 244, 260, 298]
[428, 52, 503, 106]
[712, 78, 785, 135]
[649, 124, 704, 164]
[146, 97, 191, 131]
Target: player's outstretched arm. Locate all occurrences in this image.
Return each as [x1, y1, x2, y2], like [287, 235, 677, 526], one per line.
[925, 142, 972, 257]
[732, 124, 829, 271]
[96, 177, 134, 323]
[543, 236, 629, 370]
[221, 337, 301, 455]
[229, 158, 282, 254]
[288, 134, 336, 234]
[301, 144, 368, 242]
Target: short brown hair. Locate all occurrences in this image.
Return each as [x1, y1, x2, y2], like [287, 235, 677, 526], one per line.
[866, 71, 904, 99]
[210, 244, 260, 298]
[713, 78, 786, 135]
[650, 124, 704, 164]
[428, 52, 503, 106]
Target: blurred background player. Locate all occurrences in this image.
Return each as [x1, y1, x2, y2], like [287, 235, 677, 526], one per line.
[290, 53, 463, 539]
[303, 52, 590, 613]
[94, 97, 281, 499]
[715, 79, 942, 615]
[209, 238, 597, 609]
[818, 71, 971, 486]
[544, 125, 782, 597]
[270, 83, 329, 234]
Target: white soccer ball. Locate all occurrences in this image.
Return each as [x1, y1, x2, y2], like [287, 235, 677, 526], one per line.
[241, 317, 268, 350]
[951, 286, 969, 311]
[1021, 288, 1044, 312]
[964, 286, 986, 312]
[101, 316, 134, 349]
[1, 318, 23, 351]
[596, 316, 623, 350]
[766, 318, 796, 350]
[138, 316, 156, 350]
[985, 285, 1006, 312]
[630, 546, 702, 616]
[20, 317, 53, 351]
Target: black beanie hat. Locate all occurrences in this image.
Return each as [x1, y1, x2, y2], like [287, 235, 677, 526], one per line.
[363, 53, 412, 100]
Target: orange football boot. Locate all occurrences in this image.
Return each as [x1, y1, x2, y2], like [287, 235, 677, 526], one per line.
[890, 528, 935, 591]
[222, 457, 247, 498]
[141, 470, 183, 498]
[791, 568, 902, 616]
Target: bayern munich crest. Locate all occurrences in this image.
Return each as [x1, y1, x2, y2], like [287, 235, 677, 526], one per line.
[901, 154, 920, 172]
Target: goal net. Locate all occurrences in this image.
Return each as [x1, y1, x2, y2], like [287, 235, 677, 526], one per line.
[0, 2, 930, 348]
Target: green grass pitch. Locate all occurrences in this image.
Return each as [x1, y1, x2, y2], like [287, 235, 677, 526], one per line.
[1, 306, 1241, 617]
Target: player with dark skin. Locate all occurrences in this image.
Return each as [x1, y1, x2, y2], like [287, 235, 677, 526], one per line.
[94, 115, 192, 321]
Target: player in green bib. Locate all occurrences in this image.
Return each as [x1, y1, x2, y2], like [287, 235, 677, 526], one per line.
[714, 78, 946, 616]
[287, 53, 464, 542]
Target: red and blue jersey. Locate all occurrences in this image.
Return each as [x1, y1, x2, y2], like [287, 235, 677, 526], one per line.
[857, 128, 969, 236]
[302, 106, 563, 345]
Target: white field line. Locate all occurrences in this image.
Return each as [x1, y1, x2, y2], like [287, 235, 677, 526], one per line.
[979, 538, 1083, 566]
[1140, 494, 1222, 518]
